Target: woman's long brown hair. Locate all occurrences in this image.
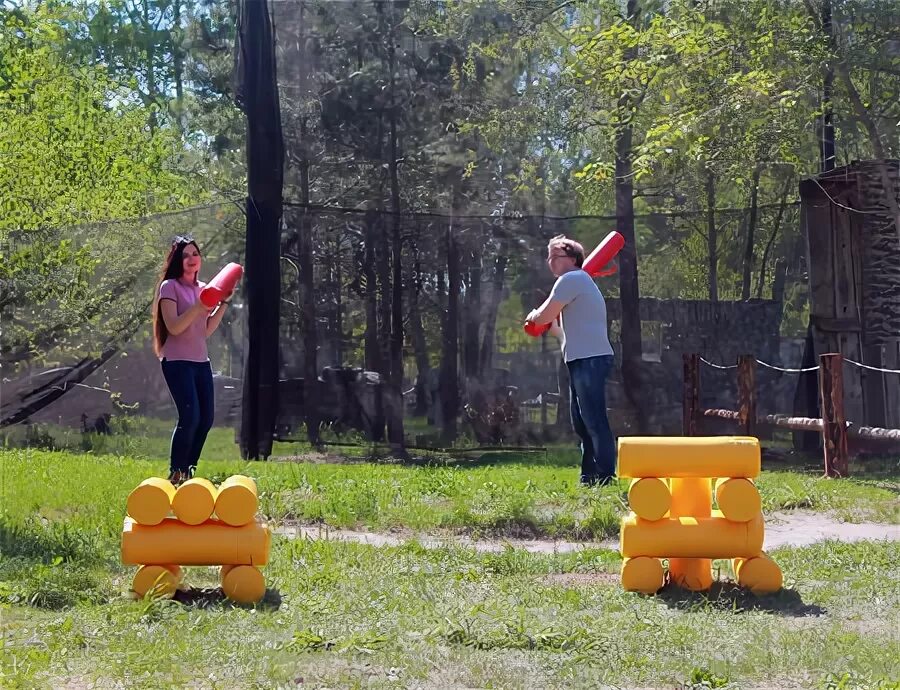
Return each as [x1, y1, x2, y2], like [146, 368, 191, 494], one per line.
[152, 237, 201, 357]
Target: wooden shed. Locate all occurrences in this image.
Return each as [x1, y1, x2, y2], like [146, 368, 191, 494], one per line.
[800, 159, 900, 429]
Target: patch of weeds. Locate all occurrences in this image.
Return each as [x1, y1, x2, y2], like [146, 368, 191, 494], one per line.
[819, 671, 900, 690]
[680, 667, 730, 689]
[1, 557, 111, 610]
[281, 628, 390, 654]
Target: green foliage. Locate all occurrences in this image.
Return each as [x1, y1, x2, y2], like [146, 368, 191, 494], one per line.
[0, 4, 196, 231]
[0, 2, 219, 377]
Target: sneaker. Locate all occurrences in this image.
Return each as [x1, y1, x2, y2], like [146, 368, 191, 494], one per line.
[168, 470, 186, 486]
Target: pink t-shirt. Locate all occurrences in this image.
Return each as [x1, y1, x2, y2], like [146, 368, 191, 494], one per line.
[158, 279, 209, 362]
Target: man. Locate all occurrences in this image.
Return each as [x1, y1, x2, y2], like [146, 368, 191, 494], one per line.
[527, 234, 617, 486]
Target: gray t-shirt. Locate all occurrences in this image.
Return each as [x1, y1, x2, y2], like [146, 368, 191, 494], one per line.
[548, 269, 614, 362]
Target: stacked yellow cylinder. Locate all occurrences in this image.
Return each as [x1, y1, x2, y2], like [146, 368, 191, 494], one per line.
[618, 436, 782, 595]
[122, 475, 270, 604]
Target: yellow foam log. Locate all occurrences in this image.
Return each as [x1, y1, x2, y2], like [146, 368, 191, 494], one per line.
[668, 477, 713, 591]
[715, 478, 761, 523]
[620, 511, 764, 559]
[617, 436, 760, 478]
[126, 478, 175, 526]
[670, 477, 711, 517]
[131, 564, 182, 598]
[214, 475, 258, 526]
[628, 478, 671, 521]
[121, 517, 270, 566]
[621, 557, 665, 594]
[732, 554, 783, 595]
[668, 558, 713, 591]
[221, 565, 266, 604]
[172, 478, 218, 526]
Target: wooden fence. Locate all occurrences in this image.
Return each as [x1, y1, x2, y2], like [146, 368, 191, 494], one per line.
[683, 352, 900, 478]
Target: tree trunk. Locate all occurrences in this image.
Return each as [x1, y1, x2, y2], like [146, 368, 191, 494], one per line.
[408, 250, 431, 418]
[297, 115, 319, 446]
[376, 216, 392, 375]
[440, 220, 460, 444]
[386, 6, 406, 453]
[705, 167, 718, 303]
[616, 0, 645, 432]
[756, 177, 791, 298]
[143, 0, 157, 132]
[819, 0, 835, 172]
[172, 0, 184, 132]
[479, 242, 508, 376]
[364, 210, 381, 373]
[334, 231, 344, 365]
[463, 251, 482, 380]
[741, 167, 761, 300]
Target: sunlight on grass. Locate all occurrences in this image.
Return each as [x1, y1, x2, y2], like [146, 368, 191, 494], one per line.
[1, 446, 898, 688]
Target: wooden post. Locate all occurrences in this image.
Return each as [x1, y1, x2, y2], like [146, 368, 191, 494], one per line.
[737, 355, 757, 437]
[818, 353, 849, 477]
[683, 353, 700, 436]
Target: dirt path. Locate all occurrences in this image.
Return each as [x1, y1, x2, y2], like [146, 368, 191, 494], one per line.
[276, 510, 898, 554]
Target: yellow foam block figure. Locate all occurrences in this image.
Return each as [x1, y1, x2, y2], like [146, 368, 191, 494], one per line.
[122, 475, 271, 604]
[618, 436, 782, 596]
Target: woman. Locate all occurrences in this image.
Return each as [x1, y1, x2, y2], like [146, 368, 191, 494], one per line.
[152, 236, 231, 485]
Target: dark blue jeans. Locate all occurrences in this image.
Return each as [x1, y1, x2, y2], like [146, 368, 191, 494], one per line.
[566, 354, 617, 483]
[161, 359, 215, 475]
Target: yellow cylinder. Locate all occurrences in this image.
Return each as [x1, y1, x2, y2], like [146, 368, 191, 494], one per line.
[732, 554, 783, 595]
[131, 564, 182, 598]
[618, 436, 760, 478]
[670, 477, 711, 517]
[172, 478, 218, 526]
[126, 478, 175, 526]
[715, 478, 761, 523]
[620, 511, 764, 559]
[668, 558, 713, 591]
[214, 475, 259, 526]
[221, 565, 266, 604]
[121, 517, 271, 566]
[628, 478, 671, 521]
[621, 557, 665, 594]
[668, 477, 713, 591]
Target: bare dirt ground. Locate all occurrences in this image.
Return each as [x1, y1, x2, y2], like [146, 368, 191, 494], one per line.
[276, 509, 898, 554]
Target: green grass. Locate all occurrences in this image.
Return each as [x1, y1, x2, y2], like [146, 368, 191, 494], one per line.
[1, 446, 897, 549]
[756, 469, 900, 524]
[1, 447, 899, 688]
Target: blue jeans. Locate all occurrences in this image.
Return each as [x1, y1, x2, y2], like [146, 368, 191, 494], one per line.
[566, 354, 617, 482]
[161, 359, 215, 475]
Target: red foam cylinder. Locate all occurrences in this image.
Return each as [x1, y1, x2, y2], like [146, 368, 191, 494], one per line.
[524, 320, 551, 337]
[582, 231, 625, 277]
[200, 262, 243, 307]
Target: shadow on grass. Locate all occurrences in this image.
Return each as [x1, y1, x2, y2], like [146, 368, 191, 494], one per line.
[656, 581, 825, 617]
[436, 449, 578, 469]
[172, 586, 283, 611]
[0, 521, 106, 565]
[270, 443, 581, 469]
